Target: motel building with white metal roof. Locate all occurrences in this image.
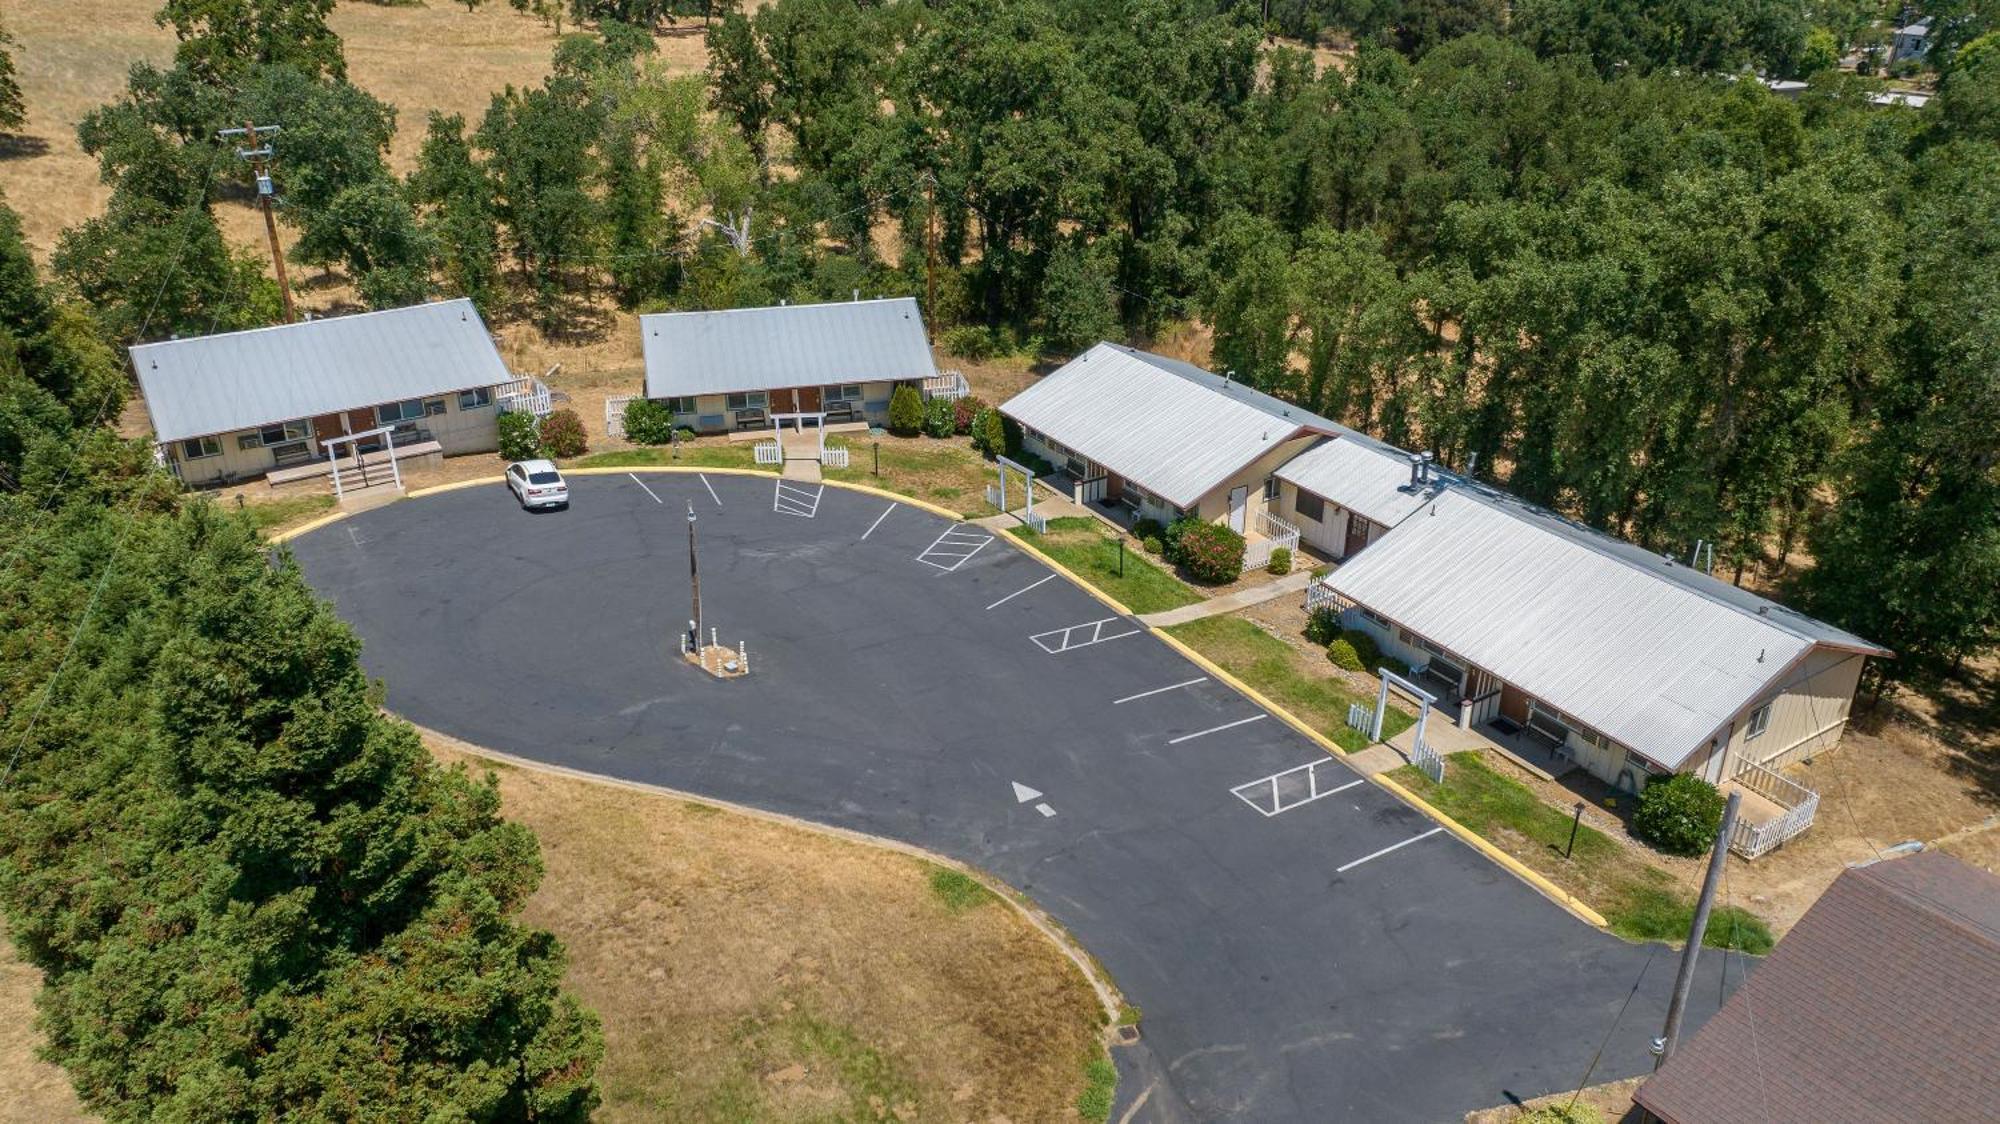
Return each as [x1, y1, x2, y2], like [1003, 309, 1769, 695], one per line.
[131, 299, 517, 489]
[1004, 342, 1889, 856]
[639, 297, 947, 433]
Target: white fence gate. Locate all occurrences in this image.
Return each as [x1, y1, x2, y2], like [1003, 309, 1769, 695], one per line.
[605, 394, 637, 439]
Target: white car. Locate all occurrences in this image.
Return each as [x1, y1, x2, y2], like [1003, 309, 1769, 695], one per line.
[505, 459, 569, 510]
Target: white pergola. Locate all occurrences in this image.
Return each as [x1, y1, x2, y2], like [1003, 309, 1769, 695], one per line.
[320, 424, 402, 499]
[769, 411, 827, 457]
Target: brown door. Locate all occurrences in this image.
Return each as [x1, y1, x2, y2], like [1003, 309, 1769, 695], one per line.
[1105, 473, 1123, 502]
[312, 414, 345, 444]
[1499, 684, 1529, 725]
[1343, 513, 1372, 559]
[796, 385, 823, 413]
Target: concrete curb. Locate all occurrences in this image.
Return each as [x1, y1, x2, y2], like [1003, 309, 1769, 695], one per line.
[266, 509, 352, 545]
[409, 721, 1129, 1032]
[1371, 773, 1611, 929]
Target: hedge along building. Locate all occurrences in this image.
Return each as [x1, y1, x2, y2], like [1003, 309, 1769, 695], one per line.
[998, 344, 1350, 567]
[639, 297, 939, 433]
[132, 299, 512, 487]
[1309, 477, 1889, 855]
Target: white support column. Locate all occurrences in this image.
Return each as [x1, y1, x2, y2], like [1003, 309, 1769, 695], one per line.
[386, 428, 402, 490]
[327, 444, 344, 499]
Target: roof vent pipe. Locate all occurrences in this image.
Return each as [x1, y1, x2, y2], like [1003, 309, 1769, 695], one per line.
[1409, 452, 1423, 488]
[1466, 451, 1479, 478]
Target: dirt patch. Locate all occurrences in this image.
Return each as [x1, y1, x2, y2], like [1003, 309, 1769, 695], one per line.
[0, 931, 89, 1124]
[422, 731, 1107, 1122]
[1464, 1076, 1641, 1124]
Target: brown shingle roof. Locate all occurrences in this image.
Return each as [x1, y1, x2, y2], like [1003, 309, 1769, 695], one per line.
[1634, 852, 2000, 1124]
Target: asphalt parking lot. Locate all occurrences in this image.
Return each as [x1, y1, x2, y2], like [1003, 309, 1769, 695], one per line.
[290, 471, 1736, 1123]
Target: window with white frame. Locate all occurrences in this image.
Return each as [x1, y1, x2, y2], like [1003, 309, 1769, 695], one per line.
[1295, 491, 1324, 522]
[727, 391, 767, 411]
[240, 421, 309, 450]
[1263, 477, 1280, 502]
[376, 399, 440, 425]
[180, 435, 222, 460]
[1745, 702, 1771, 740]
[458, 387, 493, 410]
[822, 384, 862, 401]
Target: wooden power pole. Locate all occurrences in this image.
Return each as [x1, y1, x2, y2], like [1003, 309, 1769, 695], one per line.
[1654, 790, 1743, 1071]
[219, 121, 296, 324]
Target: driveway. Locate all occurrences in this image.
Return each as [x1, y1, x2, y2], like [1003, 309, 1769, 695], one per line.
[288, 472, 1737, 1122]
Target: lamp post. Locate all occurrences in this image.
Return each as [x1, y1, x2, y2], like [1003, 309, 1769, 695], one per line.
[687, 501, 703, 664]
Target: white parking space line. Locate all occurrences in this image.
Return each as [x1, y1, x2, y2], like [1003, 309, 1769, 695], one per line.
[1113, 677, 1208, 705]
[1335, 827, 1445, 873]
[699, 473, 722, 508]
[985, 573, 1057, 610]
[773, 480, 824, 518]
[861, 502, 898, 540]
[916, 526, 996, 572]
[1035, 803, 1056, 818]
[629, 473, 662, 504]
[1230, 758, 1362, 817]
[1166, 714, 1268, 745]
[1030, 617, 1144, 654]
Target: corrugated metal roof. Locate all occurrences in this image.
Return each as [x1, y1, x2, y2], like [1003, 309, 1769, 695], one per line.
[1276, 436, 1440, 527]
[1326, 487, 1825, 767]
[640, 297, 936, 398]
[131, 299, 510, 443]
[997, 343, 1345, 509]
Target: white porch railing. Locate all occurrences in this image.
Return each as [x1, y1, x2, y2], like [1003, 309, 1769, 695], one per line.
[753, 440, 782, 465]
[921, 370, 971, 401]
[1242, 510, 1302, 573]
[1728, 762, 1819, 859]
[822, 445, 849, 469]
[605, 394, 637, 438]
[497, 376, 553, 418]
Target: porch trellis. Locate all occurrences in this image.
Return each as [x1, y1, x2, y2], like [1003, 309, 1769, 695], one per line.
[987, 454, 1047, 534]
[1372, 668, 1444, 783]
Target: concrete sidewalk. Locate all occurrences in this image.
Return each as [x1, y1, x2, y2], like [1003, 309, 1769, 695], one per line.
[1137, 569, 1314, 627]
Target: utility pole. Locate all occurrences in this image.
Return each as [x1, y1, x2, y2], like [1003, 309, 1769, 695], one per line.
[923, 172, 940, 321]
[1654, 790, 1742, 1071]
[219, 122, 295, 324]
[687, 501, 704, 665]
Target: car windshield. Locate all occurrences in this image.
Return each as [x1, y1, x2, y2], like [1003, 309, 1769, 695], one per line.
[528, 471, 562, 485]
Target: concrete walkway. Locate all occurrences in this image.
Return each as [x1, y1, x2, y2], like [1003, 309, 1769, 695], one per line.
[1137, 569, 1314, 627]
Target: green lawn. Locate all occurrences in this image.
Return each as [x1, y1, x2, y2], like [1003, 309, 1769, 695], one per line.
[239, 493, 336, 538]
[571, 443, 773, 471]
[1391, 753, 1772, 953]
[1165, 616, 1410, 751]
[1009, 517, 1201, 615]
[825, 435, 997, 518]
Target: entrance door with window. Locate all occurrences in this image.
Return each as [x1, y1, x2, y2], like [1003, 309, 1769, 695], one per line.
[1343, 513, 1372, 558]
[1228, 485, 1248, 533]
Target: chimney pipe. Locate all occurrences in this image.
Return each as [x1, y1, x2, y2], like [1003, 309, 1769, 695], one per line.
[1408, 452, 1423, 488]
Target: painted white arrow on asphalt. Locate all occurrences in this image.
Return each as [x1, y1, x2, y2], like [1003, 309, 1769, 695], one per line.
[1011, 781, 1043, 804]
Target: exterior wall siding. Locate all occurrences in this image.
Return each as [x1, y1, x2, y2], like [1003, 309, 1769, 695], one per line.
[671, 380, 897, 434]
[168, 388, 500, 485]
[1719, 647, 1865, 776]
[1189, 435, 1320, 528]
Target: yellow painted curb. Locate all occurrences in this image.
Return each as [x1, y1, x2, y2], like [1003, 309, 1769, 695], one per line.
[564, 464, 775, 480]
[1371, 773, 1610, 929]
[1150, 629, 1353, 759]
[265, 509, 352, 545]
[814, 477, 963, 522]
[1000, 533, 1139, 618]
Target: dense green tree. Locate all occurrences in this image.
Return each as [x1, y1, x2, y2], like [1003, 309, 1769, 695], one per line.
[0, 18, 25, 134]
[409, 112, 503, 310]
[156, 0, 346, 88]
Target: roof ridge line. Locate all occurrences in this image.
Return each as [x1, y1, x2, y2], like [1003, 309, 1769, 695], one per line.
[640, 296, 914, 319]
[1854, 859, 2000, 946]
[130, 297, 473, 351]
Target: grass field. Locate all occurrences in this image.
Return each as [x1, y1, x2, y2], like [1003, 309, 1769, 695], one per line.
[235, 493, 336, 539]
[824, 435, 998, 518]
[1010, 517, 1201, 615]
[1391, 753, 1773, 953]
[425, 734, 1112, 1122]
[1166, 616, 1409, 752]
[571, 443, 774, 472]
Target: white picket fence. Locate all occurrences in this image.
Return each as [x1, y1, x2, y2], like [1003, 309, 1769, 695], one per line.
[753, 441, 782, 465]
[605, 394, 637, 439]
[1410, 735, 1446, 783]
[921, 370, 971, 401]
[1242, 510, 1302, 573]
[822, 445, 850, 469]
[497, 376, 553, 418]
[1728, 762, 1819, 859]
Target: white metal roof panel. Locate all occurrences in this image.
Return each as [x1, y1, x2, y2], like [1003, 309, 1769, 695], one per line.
[130, 299, 510, 443]
[1326, 488, 1819, 767]
[998, 343, 1338, 509]
[640, 297, 936, 398]
[1276, 436, 1439, 528]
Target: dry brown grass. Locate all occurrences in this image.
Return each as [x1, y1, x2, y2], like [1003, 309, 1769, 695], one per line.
[0, 932, 88, 1124]
[424, 731, 1109, 1123]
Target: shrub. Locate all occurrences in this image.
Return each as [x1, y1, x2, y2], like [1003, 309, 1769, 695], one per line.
[970, 407, 1007, 456]
[622, 398, 676, 445]
[1267, 546, 1292, 575]
[497, 409, 540, 460]
[1000, 413, 1024, 456]
[1130, 517, 1164, 542]
[538, 407, 588, 458]
[1176, 520, 1247, 584]
[1342, 628, 1384, 672]
[953, 394, 986, 435]
[940, 323, 996, 359]
[1160, 516, 1200, 563]
[1304, 606, 1341, 645]
[1326, 637, 1364, 671]
[887, 385, 925, 435]
[1632, 773, 1726, 857]
[923, 394, 957, 438]
[1141, 535, 1164, 555]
